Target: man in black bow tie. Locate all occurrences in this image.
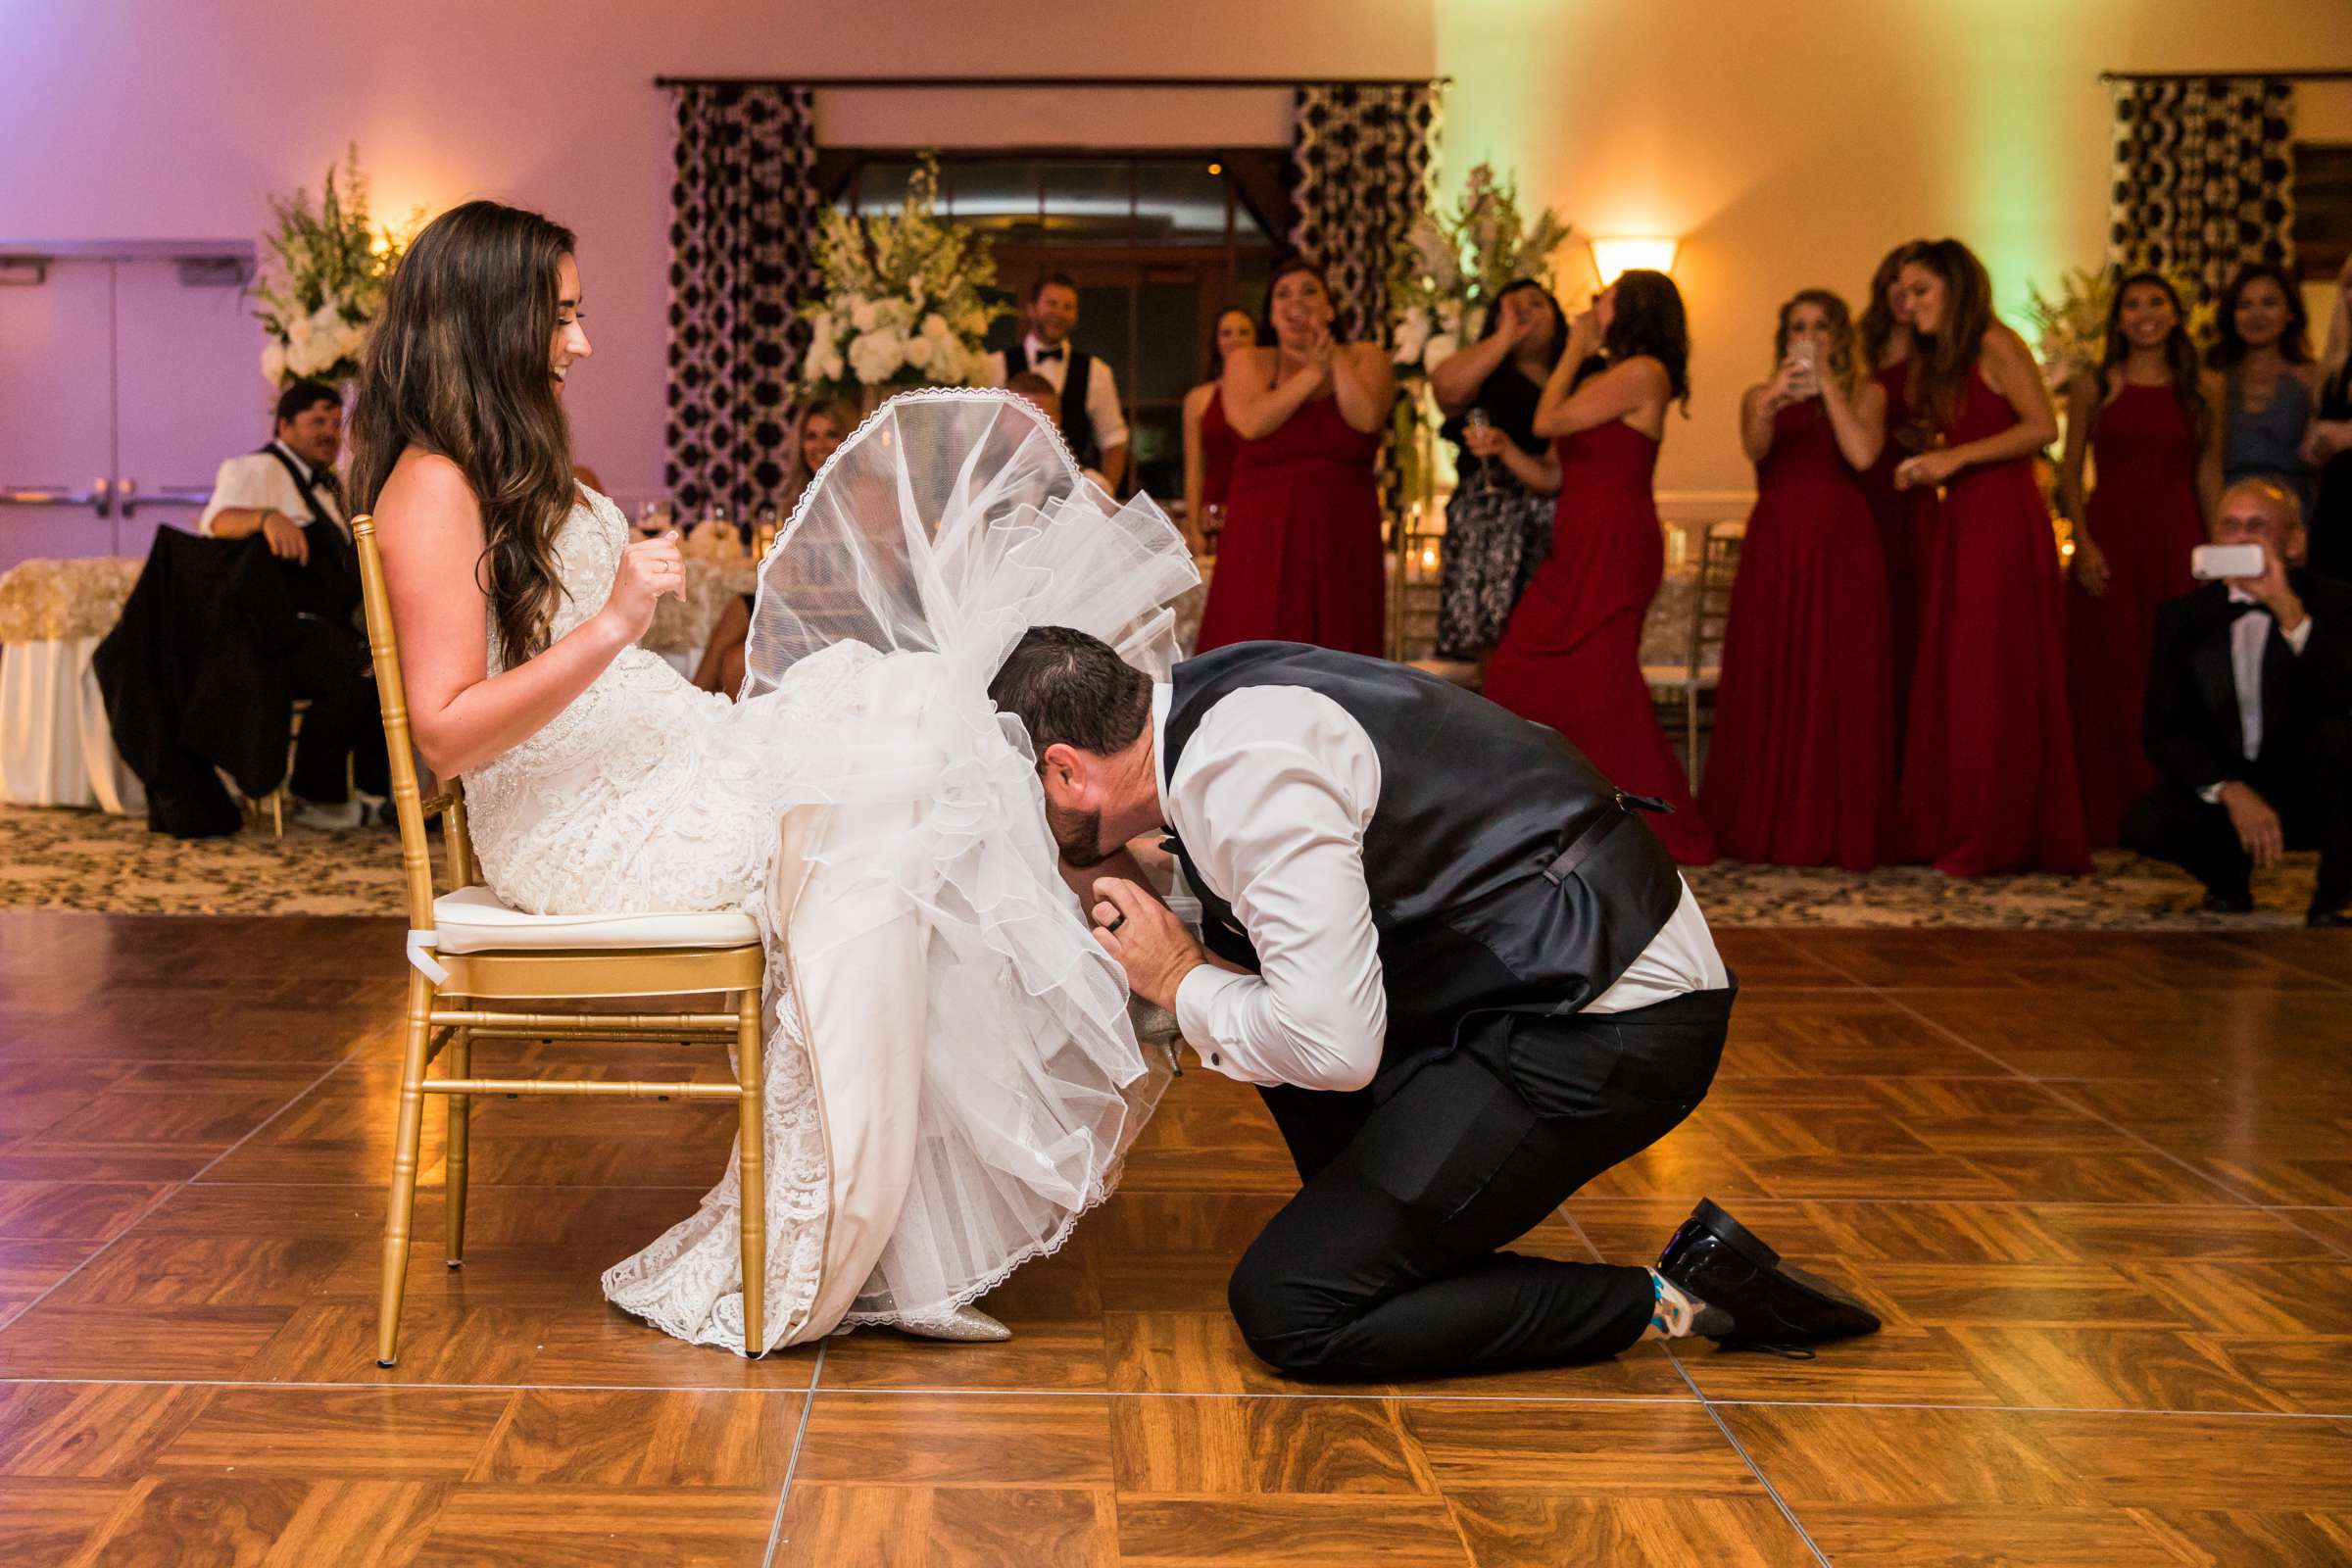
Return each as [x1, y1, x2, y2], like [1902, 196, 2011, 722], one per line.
[986, 272, 1129, 490]
[990, 627, 1880, 1382]
[2125, 478, 2352, 925]
[195, 380, 388, 828]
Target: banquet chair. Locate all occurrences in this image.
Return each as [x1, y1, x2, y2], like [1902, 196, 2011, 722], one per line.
[1643, 521, 1741, 788]
[352, 515, 769, 1367]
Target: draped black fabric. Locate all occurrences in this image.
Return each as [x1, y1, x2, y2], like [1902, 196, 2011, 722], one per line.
[1288, 82, 1444, 343]
[93, 530, 298, 838]
[2108, 76, 2297, 303]
[665, 84, 824, 519]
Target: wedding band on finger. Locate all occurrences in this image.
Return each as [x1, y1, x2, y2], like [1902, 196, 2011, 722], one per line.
[1103, 912, 1127, 934]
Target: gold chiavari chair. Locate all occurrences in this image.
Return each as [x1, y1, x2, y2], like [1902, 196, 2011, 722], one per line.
[352, 514, 769, 1367]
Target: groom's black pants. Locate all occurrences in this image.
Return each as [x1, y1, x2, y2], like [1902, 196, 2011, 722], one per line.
[1227, 983, 1734, 1382]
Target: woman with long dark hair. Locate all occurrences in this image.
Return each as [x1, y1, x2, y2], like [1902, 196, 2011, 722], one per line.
[358, 202, 1185, 1355]
[1699, 288, 1895, 868]
[1181, 308, 1256, 556]
[2211, 262, 2318, 515]
[1196, 257, 1396, 654]
[1484, 269, 1716, 864]
[1425, 279, 1566, 668]
[1856, 240, 1931, 737]
[2058, 271, 2221, 846]
[1889, 237, 2088, 874]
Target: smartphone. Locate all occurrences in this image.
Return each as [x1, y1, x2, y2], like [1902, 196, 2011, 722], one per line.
[2191, 542, 2265, 581]
[1788, 338, 1818, 367]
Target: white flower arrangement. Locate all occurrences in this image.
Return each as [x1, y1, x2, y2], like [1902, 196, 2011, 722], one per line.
[1387, 163, 1573, 381]
[800, 156, 1007, 406]
[251, 146, 418, 388]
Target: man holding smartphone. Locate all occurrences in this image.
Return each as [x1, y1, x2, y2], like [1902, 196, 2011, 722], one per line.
[2127, 477, 2352, 925]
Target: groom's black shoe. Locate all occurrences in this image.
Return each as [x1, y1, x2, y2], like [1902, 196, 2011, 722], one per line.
[1656, 1199, 1881, 1349]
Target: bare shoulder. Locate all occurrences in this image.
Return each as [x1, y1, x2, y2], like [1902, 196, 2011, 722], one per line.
[1226, 344, 1275, 379]
[1617, 355, 1672, 393]
[1184, 379, 1215, 415]
[373, 450, 481, 532]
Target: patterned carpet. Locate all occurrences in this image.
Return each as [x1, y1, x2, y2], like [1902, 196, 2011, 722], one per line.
[0, 802, 2326, 928]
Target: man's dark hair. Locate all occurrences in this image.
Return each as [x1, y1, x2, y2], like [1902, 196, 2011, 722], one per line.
[274, 379, 340, 425]
[989, 625, 1151, 756]
[1029, 270, 1080, 303]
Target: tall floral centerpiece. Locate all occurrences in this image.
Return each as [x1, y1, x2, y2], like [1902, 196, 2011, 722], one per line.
[799, 156, 1007, 410]
[1384, 164, 1573, 508]
[252, 146, 417, 388]
[1388, 163, 1574, 384]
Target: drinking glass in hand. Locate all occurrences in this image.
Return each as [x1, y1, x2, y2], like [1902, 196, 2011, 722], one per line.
[1202, 502, 1227, 558]
[1463, 407, 1494, 484]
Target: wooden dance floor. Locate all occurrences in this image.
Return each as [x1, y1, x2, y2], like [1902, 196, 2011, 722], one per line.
[0, 910, 2347, 1565]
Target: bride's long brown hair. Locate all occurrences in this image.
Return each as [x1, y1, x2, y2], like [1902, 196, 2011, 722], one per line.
[350, 200, 578, 666]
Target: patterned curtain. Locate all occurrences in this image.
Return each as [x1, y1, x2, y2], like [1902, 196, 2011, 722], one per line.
[1289, 82, 1445, 342]
[665, 84, 824, 519]
[2108, 76, 2296, 304]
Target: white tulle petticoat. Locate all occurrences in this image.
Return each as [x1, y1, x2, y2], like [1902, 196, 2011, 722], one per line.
[465, 390, 1198, 1352]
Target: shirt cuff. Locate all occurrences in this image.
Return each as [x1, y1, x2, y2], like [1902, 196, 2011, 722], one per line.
[1173, 963, 1253, 1080]
[2283, 616, 2314, 655]
[2198, 782, 2226, 806]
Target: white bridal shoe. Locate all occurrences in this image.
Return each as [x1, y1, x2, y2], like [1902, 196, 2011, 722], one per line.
[894, 1304, 1013, 1342]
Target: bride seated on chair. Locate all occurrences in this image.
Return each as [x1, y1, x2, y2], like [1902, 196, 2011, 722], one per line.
[352, 200, 1196, 1354]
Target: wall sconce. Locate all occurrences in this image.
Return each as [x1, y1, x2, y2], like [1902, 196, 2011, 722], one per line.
[1588, 236, 1679, 286]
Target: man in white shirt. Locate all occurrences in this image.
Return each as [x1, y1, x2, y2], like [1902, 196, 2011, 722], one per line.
[2126, 478, 2351, 924]
[990, 629, 1879, 1380]
[194, 380, 386, 827]
[985, 273, 1128, 490]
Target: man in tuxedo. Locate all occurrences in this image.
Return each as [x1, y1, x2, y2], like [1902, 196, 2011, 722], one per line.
[195, 379, 388, 828]
[985, 273, 1128, 490]
[990, 628, 1877, 1381]
[2125, 478, 2352, 926]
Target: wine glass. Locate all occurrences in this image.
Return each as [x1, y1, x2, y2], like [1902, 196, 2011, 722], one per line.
[1463, 407, 1494, 484]
[1201, 502, 1227, 558]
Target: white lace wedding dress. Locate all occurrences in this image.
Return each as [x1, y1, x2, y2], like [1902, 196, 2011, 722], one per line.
[465, 390, 1198, 1353]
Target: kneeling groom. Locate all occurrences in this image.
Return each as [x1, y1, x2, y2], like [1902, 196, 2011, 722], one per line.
[990, 630, 1878, 1380]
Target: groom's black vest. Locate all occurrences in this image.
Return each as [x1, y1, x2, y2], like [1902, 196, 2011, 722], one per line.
[1004, 342, 1102, 470]
[256, 444, 360, 625]
[1160, 642, 1686, 1096]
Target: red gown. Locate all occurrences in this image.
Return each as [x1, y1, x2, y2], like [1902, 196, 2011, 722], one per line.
[1699, 401, 1897, 868]
[1200, 387, 1242, 513]
[2065, 383, 2206, 847]
[1900, 369, 2090, 874]
[1196, 394, 1385, 656]
[1485, 419, 1717, 865]
[1857, 357, 1930, 745]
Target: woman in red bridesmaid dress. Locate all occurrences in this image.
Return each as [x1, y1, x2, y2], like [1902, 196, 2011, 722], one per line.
[1892, 239, 2089, 875]
[1182, 307, 1256, 556]
[2058, 272, 2220, 846]
[1700, 289, 1896, 868]
[1855, 242, 1932, 742]
[1485, 270, 1717, 864]
[1197, 260, 1395, 656]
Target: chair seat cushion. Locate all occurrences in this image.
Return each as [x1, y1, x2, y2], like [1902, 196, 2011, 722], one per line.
[431, 885, 760, 954]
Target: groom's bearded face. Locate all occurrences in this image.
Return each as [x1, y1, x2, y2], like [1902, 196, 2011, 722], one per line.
[1047, 802, 1110, 867]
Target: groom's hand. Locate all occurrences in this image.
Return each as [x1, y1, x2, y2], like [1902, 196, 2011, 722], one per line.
[1090, 877, 1204, 1012]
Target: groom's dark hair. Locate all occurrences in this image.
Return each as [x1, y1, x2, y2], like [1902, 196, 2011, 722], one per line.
[990, 626, 1152, 757]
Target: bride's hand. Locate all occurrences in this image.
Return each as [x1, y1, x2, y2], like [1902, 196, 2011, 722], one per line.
[601, 530, 687, 641]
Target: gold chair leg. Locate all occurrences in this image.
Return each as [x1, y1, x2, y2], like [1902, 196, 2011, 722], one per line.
[735, 985, 766, 1356]
[270, 787, 284, 839]
[1686, 689, 1701, 789]
[445, 1026, 471, 1268]
[376, 969, 434, 1367]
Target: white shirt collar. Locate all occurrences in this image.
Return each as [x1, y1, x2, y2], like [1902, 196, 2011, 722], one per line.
[2226, 586, 2264, 609]
[1151, 682, 1172, 828]
[1025, 332, 1068, 361]
[270, 439, 316, 484]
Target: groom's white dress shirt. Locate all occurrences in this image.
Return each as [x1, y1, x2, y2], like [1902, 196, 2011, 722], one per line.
[1156, 683, 1729, 1094]
[2196, 588, 2317, 803]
